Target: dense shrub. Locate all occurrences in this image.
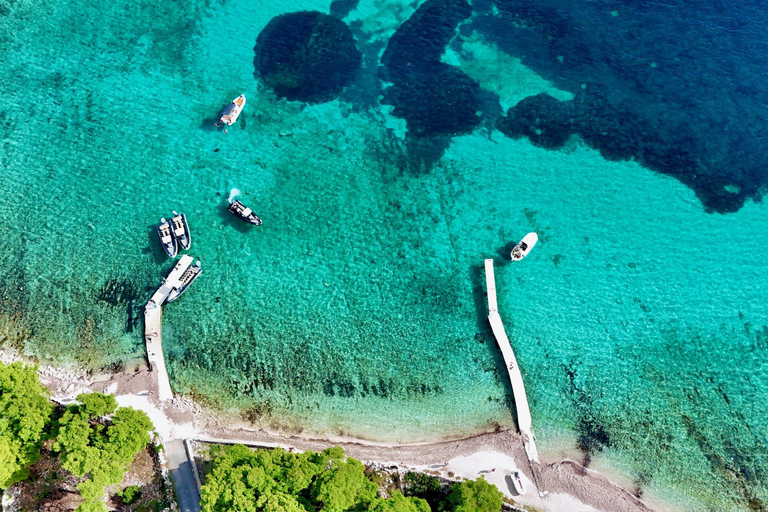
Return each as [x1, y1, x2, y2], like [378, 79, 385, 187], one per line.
[119, 484, 142, 504]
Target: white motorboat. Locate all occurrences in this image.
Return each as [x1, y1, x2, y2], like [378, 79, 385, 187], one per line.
[217, 94, 246, 126]
[511, 471, 525, 495]
[171, 211, 191, 251]
[227, 199, 262, 225]
[166, 260, 202, 303]
[157, 218, 178, 258]
[511, 232, 538, 261]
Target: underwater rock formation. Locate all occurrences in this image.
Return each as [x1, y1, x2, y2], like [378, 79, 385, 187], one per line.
[379, 0, 484, 138]
[381, 0, 472, 82]
[497, 85, 752, 213]
[473, 0, 768, 213]
[496, 93, 575, 150]
[382, 63, 483, 137]
[254, 11, 362, 103]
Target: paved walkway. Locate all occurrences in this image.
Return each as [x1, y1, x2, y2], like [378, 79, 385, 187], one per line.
[144, 255, 195, 401]
[144, 304, 173, 401]
[142, 256, 203, 509]
[166, 439, 201, 512]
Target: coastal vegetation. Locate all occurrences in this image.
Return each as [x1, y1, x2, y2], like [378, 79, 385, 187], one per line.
[0, 361, 158, 512]
[200, 444, 504, 512]
[0, 361, 54, 488]
[53, 392, 154, 512]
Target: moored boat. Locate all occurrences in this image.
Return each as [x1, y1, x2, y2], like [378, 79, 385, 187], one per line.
[166, 260, 202, 303]
[511, 471, 525, 495]
[157, 218, 178, 258]
[216, 94, 246, 126]
[171, 211, 191, 250]
[227, 199, 262, 225]
[511, 232, 538, 261]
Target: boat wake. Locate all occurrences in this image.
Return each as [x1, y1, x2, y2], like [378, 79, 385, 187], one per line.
[227, 188, 241, 204]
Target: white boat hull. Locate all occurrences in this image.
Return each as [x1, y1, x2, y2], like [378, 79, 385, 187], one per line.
[511, 232, 538, 261]
[171, 211, 191, 251]
[228, 199, 262, 225]
[157, 218, 178, 258]
[219, 94, 246, 126]
[512, 472, 525, 495]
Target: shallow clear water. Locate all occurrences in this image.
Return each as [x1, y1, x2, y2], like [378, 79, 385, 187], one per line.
[1, 0, 766, 510]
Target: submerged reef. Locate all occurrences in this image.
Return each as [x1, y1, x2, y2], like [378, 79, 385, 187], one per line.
[254, 11, 362, 103]
[472, 0, 768, 213]
[381, 0, 472, 82]
[382, 63, 483, 137]
[497, 86, 751, 212]
[496, 93, 574, 150]
[380, 0, 484, 137]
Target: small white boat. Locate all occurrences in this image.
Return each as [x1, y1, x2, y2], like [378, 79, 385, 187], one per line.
[166, 260, 202, 303]
[171, 211, 191, 251]
[511, 232, 538, 261]
[511, 471, 525, 494]
[157, 218, 178, 258]
[227, 199, 262, 226]
[217, 94, 246, 126]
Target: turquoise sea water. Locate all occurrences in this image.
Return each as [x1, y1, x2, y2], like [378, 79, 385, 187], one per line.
[1, 0, 767, 510]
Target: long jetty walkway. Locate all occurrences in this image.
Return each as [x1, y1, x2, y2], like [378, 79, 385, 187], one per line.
[144, 254, 195, 402]
[484, 259, 545, 496]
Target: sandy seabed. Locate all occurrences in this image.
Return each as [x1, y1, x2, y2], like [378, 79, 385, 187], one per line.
[2, 351, 668, 512]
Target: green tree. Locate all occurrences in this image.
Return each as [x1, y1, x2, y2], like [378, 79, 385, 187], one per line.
[104, 407, 153, 462]
[309, 457, 376, 512]
[402, 471, 445, 510]
[53, 411, 99, 477]
[201, 444, 320, 512]
[201, 444, 268, 512]
[0, 434, 19, 486]
[368, 492, 431, 512]
[76, 499, 110, 512]
[445, 477, 502, 512]
[52, 392, 153, 512]
[201, 445, 371, 512]
[0, 361, 54, 488]
[76, 392, 117, 419]
[257, 491, 306, 512]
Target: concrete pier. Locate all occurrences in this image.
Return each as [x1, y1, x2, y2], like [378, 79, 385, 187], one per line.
[144, 302, 173, 401]
[484, 259, 545, 495]
[144, 255, 195, 402]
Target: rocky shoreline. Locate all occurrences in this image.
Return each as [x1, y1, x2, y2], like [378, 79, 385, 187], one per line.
[1, 350, 665, 512]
